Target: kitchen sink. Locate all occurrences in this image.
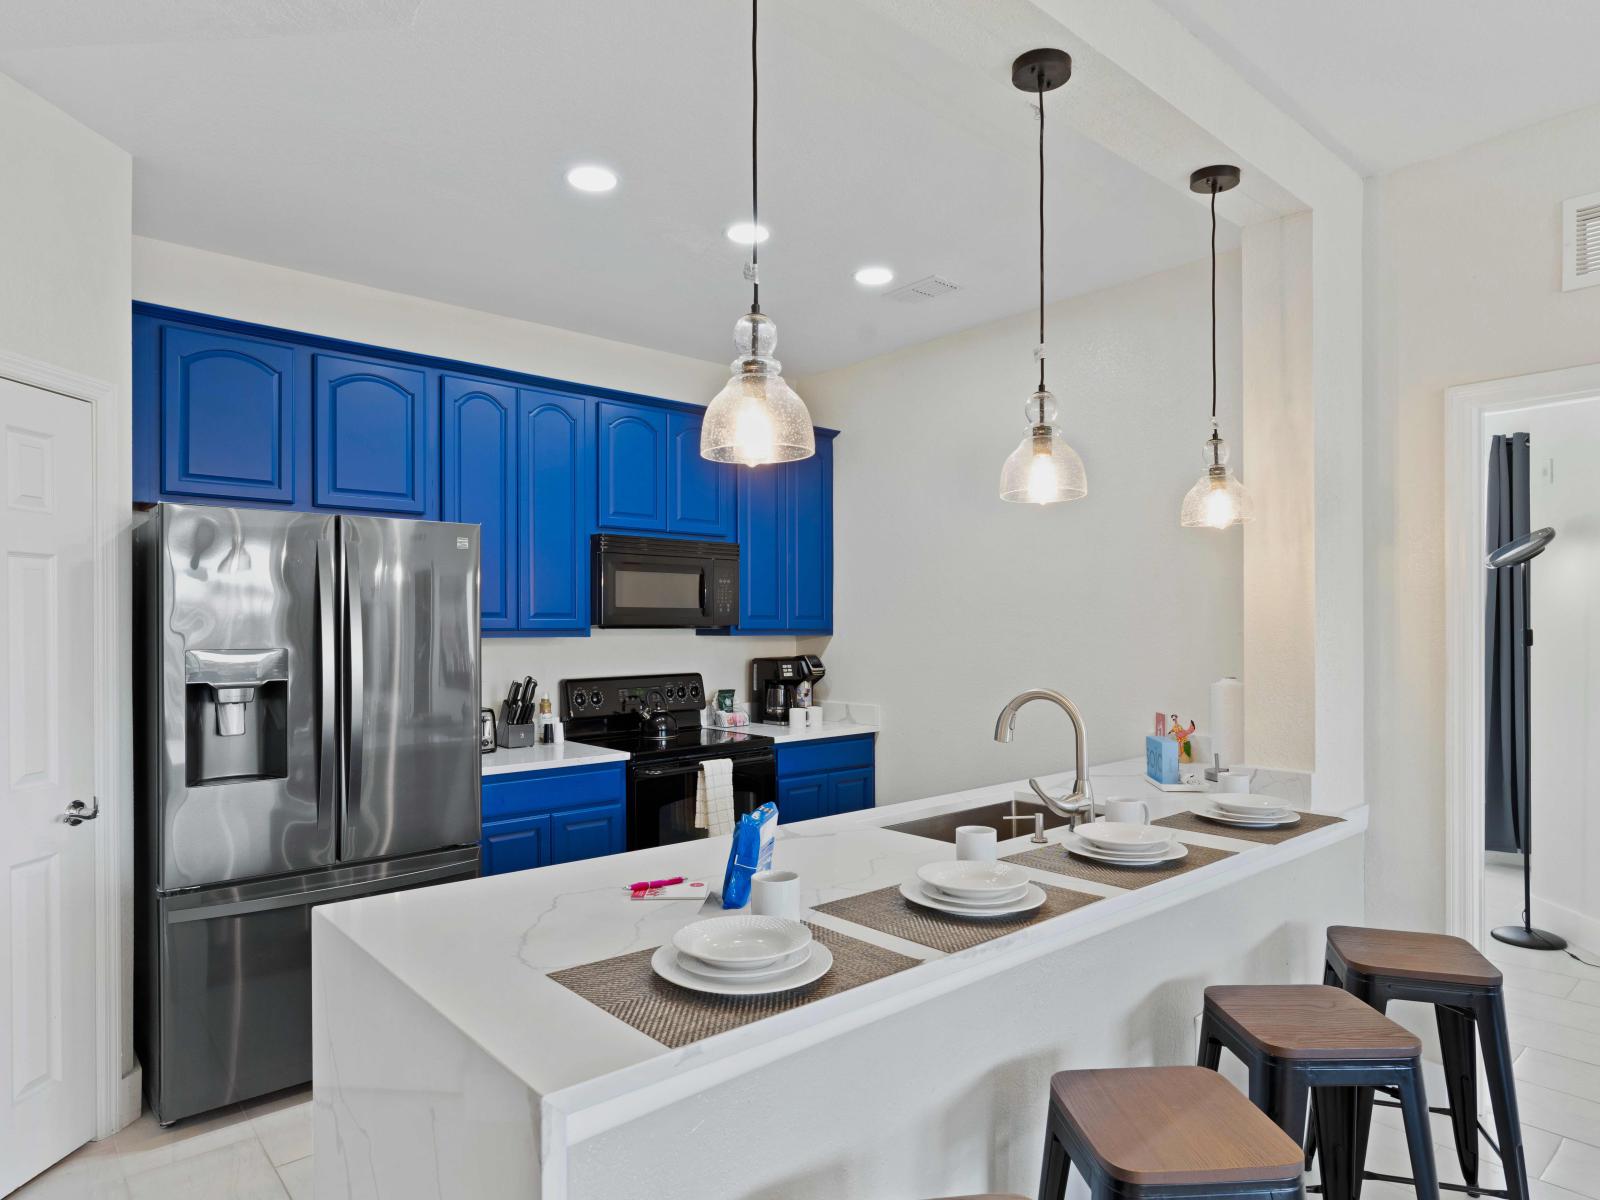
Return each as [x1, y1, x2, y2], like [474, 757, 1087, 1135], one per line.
[885, 798, 1074, 843]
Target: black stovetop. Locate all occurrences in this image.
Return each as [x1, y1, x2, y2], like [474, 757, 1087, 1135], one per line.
[567, 722, 774, 761]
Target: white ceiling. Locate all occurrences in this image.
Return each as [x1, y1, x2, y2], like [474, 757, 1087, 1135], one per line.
[0, 0, 1242, 374]
[1149, 0, 1600, 177]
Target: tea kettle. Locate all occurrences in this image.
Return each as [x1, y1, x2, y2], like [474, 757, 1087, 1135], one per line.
[641, 705, 678, 741]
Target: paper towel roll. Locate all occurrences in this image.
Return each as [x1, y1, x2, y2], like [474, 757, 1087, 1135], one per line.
[1210, 676, 1244, 767]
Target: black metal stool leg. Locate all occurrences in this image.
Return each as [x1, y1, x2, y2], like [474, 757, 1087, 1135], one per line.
[1306, 960, 1343, 1172]
[1198, 1011, 1224, 1070]
[1313, 1085, 1360, 1200]
[1038, 1113, 1071, 1200]
[1396, 1068, 1441, 1199]
[1476, 993, 1530, 1200]
[1268, 1068, 1311, 1153]
[1436, 1003, 1481, 1193]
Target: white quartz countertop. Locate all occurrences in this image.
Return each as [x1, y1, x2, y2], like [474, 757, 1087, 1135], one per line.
[742, 719, 879, 744]
[480, 740, 630, 776]
[317, 757, 1362, 1125]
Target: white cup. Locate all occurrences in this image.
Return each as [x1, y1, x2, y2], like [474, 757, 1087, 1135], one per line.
[804, 706, 825, 730]
[1100, 798, 1150, 825]
[750, 870, 800, 920]
[788, 708, 807, 730]
[955, 825, 998, 862]
[1215, 773, 1252, 794]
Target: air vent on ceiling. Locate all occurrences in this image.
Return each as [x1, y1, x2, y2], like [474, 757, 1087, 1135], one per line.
[1562, 190, 1600, 291]
[887, 274, 960, 302]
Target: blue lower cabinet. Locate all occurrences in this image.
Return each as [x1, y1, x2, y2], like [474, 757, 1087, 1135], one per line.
[774, 735, 875, 824]
[482, 814, 551, 876]
[480, 762, 626, 875]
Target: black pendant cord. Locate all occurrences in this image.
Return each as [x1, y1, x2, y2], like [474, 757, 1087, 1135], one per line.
[1037, 80, 1046, 394]
[1209, 182, 1218, 428]
[749, 0, 761, 316]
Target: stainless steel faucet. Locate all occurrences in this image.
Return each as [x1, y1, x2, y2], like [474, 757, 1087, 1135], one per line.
[994, 689, 1093, 829]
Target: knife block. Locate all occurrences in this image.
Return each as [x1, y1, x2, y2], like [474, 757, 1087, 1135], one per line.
[496, 721, 542, 749]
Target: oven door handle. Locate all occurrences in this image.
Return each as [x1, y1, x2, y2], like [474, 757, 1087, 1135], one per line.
[634, 752, 774, 780]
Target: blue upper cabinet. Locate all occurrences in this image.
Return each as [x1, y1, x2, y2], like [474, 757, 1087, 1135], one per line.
[313, 354, 432, 515]
[595, 400, 668, 531]
[520, 388, 591, 632]
[442, 375, 517, 630]
[158, 326, 297, 504]
[666, 411, 736, 540]
[732, 431, 834, 634]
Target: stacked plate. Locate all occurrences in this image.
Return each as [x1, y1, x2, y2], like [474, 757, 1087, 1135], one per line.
[900, 860, 1047, 918]
[1194, 795, 1300, 829]
[651, 915, 833, 995]
[1060, 821, 1188, 867]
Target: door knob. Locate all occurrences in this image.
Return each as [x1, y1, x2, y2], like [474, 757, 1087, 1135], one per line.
[63, 798, 99, 826]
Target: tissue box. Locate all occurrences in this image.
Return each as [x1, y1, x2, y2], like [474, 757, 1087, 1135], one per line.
[1145, 735, 1181, 785]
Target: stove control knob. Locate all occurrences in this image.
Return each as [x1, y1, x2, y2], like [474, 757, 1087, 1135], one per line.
[674, 684, 687, 701]
[590, 688, 604, 708]
[572, 691, 586, 709]
[688, 683, 702, 701]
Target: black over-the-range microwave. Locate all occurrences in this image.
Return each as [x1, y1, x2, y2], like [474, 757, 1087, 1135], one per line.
[591, 535, 739, 629]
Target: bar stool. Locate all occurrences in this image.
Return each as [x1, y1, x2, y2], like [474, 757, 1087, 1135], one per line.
[1038, 1066, 1305, 1199]
[1197, 984, 1439, 1200]
[1323, 925, 1527, 1200]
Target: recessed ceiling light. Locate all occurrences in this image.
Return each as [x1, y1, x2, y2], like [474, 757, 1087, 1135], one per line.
[725, 222, 770, 245]
[565, 165, 618, 193]
[853, 266, 894, 287]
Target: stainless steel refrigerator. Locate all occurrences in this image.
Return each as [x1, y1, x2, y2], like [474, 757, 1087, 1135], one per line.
[134, 504, 482, 1124]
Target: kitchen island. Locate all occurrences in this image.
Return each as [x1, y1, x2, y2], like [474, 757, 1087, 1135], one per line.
[312, 760, 1364, 1199]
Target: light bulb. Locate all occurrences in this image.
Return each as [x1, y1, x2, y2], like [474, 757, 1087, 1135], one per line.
[1026, 452, 1057, 505]
[1202, 483, 1237, 529]
[734, 405, 776, 464]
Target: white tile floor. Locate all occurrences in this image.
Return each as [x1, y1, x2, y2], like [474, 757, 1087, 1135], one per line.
[15, 862, 1600, 1198]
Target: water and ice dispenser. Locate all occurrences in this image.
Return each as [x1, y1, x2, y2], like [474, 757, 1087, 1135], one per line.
[184, 648, 289, 784]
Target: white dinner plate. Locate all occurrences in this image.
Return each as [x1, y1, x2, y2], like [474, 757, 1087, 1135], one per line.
[1067, 835, 1178, 859]
[916, 860, 1031, 900]
[1060, 832, 1189, 867]
[899, 879, 1047, 918]
[1192, 804, 1301, 829]
[676, 944, 813, 982]
[651, 942, 833, 995]
[928, 882, 1030, 906]
[672, 915, 812, 969]
[1075, 821, 1172, 852]
[1211, 795, 1294, 818]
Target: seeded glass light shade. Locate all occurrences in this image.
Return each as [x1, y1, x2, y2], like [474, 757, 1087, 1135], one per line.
[1180, 433, 1253, 529]
[702, 312, 815, 466]
[999, 390, 1086, 505]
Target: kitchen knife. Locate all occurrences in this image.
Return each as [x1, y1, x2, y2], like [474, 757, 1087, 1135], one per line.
[504, 680, 524, 725]
[514, 676, 537, 725]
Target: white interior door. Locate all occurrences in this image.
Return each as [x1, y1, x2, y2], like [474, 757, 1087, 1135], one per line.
[0, 377, 96, 1193]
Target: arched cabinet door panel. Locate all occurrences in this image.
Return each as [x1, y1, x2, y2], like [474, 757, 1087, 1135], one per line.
[666, 411, 736, 539]
[520, 389, 592, 631]
[313, 354, 431, 514]
[159, 326, 297, 503]
[595, 400, 667, 531]
[442, 375, 517, 629]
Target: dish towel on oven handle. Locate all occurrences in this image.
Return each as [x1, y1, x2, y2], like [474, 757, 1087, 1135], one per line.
[694, 757, 736, 836]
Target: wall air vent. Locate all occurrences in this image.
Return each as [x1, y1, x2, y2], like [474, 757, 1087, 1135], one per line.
[1562, 190, 1600, 292]
[886, 275, 960, 303]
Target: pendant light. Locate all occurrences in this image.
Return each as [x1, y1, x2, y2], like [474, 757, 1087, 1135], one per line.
[1179, 165, 1253, 529]
[999, 48, 1086, 506]
[701, 0, 815, 466]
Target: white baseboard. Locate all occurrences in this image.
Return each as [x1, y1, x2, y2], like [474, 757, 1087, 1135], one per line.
[1528, 891, 1600, 956]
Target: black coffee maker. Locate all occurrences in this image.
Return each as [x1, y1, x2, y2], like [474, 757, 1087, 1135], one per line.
[750, 655, 825, 723]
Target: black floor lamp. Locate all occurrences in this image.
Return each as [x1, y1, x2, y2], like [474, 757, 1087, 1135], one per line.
[1486, 524, 1565, 951]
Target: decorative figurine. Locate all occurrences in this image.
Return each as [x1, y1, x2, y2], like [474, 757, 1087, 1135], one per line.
[1169, 714, 1197, 763]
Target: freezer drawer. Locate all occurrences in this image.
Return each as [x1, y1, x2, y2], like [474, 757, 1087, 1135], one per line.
[142, 846, 478, 1124]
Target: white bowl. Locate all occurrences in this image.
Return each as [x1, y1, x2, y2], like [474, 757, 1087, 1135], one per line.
[677, 944, 812, 982]
[672, 915, 812, 969]
[1077, 821, 1170, 851]
[916, 860, 1030, 900]
[1212, 795, 1292, 817]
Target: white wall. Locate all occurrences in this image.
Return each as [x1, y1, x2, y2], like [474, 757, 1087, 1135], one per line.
[1366, 102, 1600, 931]
[1484, 399, 1600, 935]
[131, 238, 812, 709]
[800, 255, 1243, 804]
[0, 70, 134, 1113]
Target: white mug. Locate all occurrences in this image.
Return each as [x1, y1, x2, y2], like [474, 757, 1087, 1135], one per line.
[788, 707, 808, 730]
[1100, 798, 1150, 825]
[804, 706, 825, 730]
[955, 825, 998, 861]
[750, 870, 800, 920]
[1214, 773, 1252, 794]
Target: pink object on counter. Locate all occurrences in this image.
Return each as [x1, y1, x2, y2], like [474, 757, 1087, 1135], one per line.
[629, 876, 686, 896]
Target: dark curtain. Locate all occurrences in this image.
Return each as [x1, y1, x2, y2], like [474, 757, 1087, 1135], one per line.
[1484, 432, 1531, 854]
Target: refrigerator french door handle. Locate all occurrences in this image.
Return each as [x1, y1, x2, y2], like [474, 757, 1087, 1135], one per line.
[317, 525, 341, 832]
[343, 526, 366, 848]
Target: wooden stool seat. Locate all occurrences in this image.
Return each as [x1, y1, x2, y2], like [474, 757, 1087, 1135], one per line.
[1327, 925, 1501, 988]
[1040, 1067, 1303, 1197]
[1205, 984, 1422, 1060]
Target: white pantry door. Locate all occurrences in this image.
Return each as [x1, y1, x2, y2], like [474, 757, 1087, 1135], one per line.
[0, 377, 97, 1194]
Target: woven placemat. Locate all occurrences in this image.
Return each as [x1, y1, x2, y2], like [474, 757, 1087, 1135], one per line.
[1002, 840, 1235, 889]
[1153, 809, 1345, 845]
[812, 882, 1101, 954]
[548, 922, 917, 1048]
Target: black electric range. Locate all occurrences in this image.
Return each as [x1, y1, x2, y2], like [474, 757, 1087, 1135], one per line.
[561, 674, 775, 848]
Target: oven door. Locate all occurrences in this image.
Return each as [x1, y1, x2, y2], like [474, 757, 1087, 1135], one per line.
[595, 548, 714, 628]
[629, 751, 775, 849]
